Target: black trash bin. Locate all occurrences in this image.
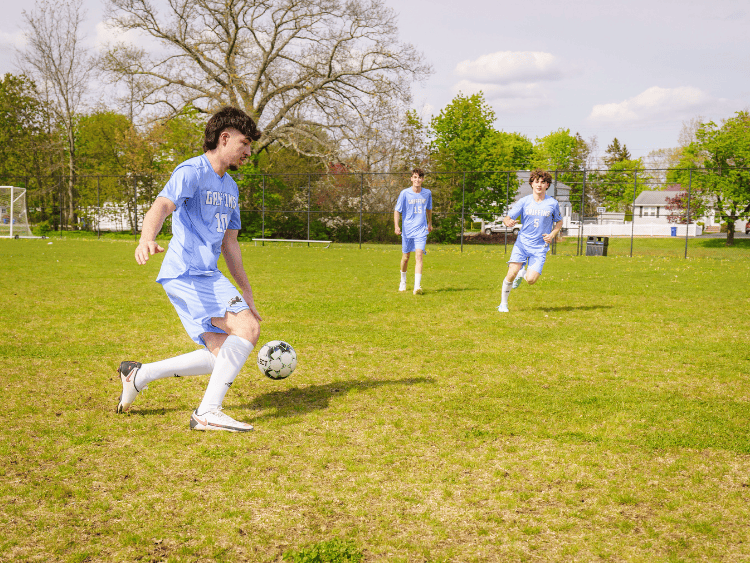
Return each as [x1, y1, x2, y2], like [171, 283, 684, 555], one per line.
[585, 236, 609, 256]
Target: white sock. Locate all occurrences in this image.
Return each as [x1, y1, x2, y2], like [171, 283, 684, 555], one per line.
[400, 271, 407, 283]
[415, 273, 422, 288]
[197, 335, 253, 415]
[515, 267, 526, 280]
[501, 280, 512, 306]
[137, 349, 216, 387]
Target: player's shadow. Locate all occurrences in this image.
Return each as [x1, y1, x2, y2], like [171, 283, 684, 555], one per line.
[534, 305, 613, 312]
[238, 376, 435, 422]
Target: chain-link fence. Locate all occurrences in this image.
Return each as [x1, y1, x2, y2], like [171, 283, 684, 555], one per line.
[2, 167, 748, 257]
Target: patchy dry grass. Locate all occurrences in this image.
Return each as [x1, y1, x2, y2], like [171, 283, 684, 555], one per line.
[1, 237, 749, 562]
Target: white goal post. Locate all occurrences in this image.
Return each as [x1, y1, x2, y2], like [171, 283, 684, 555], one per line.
[0, 186, 34, 238]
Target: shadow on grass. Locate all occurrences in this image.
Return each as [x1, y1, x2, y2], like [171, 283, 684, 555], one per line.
[430, 287, 482, 293]
[241, 376, 435, 421]
[533, 305, 613, 312]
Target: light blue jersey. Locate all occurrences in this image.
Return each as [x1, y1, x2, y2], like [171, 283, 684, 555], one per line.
[156, 154, 241, 281]
[395, 187, 432, 239]
[508, 194, 562, 252]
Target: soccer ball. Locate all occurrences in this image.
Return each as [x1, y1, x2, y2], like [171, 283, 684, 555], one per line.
[257, 341, 297, 380]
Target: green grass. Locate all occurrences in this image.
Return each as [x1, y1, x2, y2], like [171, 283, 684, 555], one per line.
[1, 236, 750, 562]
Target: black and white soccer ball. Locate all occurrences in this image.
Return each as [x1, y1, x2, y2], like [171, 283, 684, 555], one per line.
[257, 340, 297, 380]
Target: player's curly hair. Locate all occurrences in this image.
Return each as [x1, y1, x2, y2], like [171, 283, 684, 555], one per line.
[411, 168, 425, 178]
[529, 169, 553, 186]
[203, 106, 261, 152]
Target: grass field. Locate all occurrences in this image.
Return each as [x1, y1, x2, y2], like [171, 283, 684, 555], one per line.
[1, 236, 749, 562]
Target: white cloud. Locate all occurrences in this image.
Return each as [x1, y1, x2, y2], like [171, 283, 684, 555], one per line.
[588, 86, 739, 126]
[0, 30, 26, 50]
[455, 51, 566, 85]
[452, 79, 555, 113]
[451, 51, 569, 113]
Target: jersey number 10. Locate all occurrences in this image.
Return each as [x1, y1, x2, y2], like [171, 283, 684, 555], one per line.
[215, 213, 229, 233]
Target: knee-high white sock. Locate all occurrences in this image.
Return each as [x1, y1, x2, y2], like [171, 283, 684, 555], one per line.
[400, 270, 407, 283]
[515, 267, 526, 281]
[415, 273, 422, 288]
[197, 335, 253, 415]
[137, 349, 216, 387]
[501, 280, 512, 306]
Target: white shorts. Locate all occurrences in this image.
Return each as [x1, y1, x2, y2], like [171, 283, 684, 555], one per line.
[159, 272, 249, 345]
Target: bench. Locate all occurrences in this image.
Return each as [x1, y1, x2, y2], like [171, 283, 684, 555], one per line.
[252, 238, 332, 248]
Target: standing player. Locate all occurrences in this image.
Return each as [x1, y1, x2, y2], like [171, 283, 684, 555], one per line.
[116, 106, 263, 433]
[394, 168, 432, 294]
[497, 169, 563, 313]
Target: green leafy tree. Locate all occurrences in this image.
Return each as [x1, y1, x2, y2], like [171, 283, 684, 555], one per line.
[429, 92, 527, 241]
[671, 111, 750, 245]
[531, 128, 579, 171]
[0, 73, 54, 180]
[603, 137, 631, 167]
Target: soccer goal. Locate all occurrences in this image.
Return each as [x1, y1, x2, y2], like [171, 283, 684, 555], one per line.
[0, 186, 34, 238]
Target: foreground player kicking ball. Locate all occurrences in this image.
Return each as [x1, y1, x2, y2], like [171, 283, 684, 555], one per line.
[116, 106, 262, 432]
[497, 169, 563, 313]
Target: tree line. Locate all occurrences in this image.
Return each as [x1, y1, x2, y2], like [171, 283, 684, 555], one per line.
[2, 0, 748, 243]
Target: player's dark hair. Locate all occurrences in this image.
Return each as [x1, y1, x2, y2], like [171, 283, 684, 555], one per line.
[203, 106, 261, 152]
[411, 168, 425, 178]
[529, 169, 552, 186]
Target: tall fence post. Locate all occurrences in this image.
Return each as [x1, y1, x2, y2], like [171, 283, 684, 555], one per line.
[685, 169, 692, 259]
[359, 173, 363, 249]
[133, 177, 138, 240]
[307, 174, 311, 246]
[261, 175, 266, 246]
[59, 177, 63, 238]
[630, 169, 638, 257]
[460, 171, 465, 252]
[97, 176, 101, 239]
[552, 170, 559, 255]
[578, 170, 586, 255]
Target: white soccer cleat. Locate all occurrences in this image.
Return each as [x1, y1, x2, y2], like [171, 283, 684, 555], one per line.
[512, 270, 525, 289]
[413, 287, 423, 295]
[497, 304, 509, 313]
[190, 408, 254, 432]
[399, 282, 407, 292]
[116, 361, 146, 413]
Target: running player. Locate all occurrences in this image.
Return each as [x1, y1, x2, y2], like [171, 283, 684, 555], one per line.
[394, 168, 433, 294]
[497, 169, 563, 313]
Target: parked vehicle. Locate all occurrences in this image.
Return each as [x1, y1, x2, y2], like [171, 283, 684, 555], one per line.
[483, 221, 520, 236]
[745, 222, 750, 235]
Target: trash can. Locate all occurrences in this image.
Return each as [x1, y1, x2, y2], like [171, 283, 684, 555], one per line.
[585, 236, 609, 256]
[670, 226, 677, 236]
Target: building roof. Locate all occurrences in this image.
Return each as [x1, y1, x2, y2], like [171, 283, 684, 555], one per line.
[634, 191, 675, 206]
[515, 171, 573, 203]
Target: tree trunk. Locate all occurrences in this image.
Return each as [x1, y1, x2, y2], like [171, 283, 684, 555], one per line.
[726, 218, 735, 246]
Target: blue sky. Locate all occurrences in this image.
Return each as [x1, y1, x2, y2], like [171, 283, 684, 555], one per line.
[1, 0, 747, 161]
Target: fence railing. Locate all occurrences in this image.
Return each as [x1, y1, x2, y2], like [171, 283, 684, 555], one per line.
[2, 167, 748, 257]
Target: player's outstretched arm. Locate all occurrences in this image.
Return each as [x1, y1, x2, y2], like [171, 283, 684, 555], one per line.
[394, 210, 402, 235]
[222, 229, 262, 323]
[135, 197, 176, 265]
[503, 216, 517, 228]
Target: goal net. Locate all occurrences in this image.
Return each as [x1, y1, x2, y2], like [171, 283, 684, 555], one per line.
[0, 186, 34, 238]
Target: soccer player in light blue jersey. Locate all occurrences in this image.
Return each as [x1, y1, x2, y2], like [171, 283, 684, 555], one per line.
[394, 168, 432, 294]
[497, 169, 563, 313]
[115, 107, 263, 432]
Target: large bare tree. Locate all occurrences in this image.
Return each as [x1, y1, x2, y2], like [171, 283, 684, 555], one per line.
[17, 0, 94, 226]
[101, 0, 432, 160]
